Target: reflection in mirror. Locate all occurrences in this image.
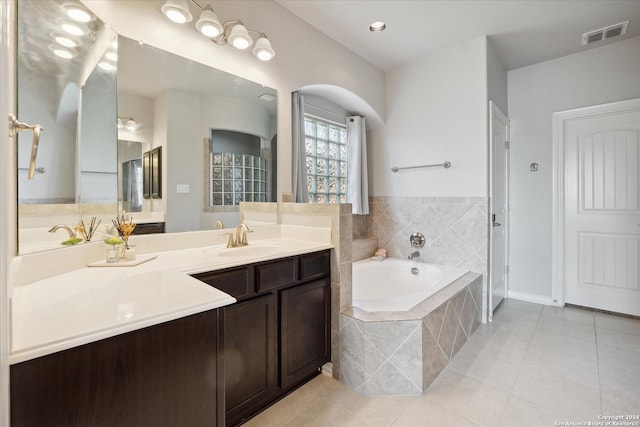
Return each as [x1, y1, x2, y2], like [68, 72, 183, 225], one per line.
[17, 0, 118, 254]
[118, 140, 145, 213]
[117, 36, 278, 232]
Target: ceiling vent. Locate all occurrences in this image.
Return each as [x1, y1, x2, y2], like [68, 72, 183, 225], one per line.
[582, 21, 629, 45]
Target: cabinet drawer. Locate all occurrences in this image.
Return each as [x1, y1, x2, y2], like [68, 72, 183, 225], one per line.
[193, 267, 252, 300]
[299, 251, 330, 281]
[256, 258, 296, 292]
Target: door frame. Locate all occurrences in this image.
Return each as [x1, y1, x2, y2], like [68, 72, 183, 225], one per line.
[488, 101, 510, 321]
[1, 0, 17, 424]
[551, 97, 640, 307]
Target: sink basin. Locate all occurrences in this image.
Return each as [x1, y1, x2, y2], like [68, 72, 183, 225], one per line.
[202, 240, 285, 258]
[215, 245, 282, 258]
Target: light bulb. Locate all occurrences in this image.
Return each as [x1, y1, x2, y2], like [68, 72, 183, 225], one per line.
[61, 23, 84, 36]
[228, 24, 252, 50]
[252, 36, 275, 61]
[125, 118, 137, 132]
[48, 43, 77, 59]
[161, 0, 193, 24]
[98, 61, 116, 71]
[53, 35, 77, 48]
[196, 8, 223, 38]
[105, 51, 118, 61]
[64, 5, 92, 23]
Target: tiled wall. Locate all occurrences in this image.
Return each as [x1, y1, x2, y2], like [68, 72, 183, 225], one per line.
[365, 196, 488, 275]
[340, 273, 483, 395]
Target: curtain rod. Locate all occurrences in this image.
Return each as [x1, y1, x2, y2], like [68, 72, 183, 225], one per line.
[304, 112, 347, 128]
[304, 102, 347, 118]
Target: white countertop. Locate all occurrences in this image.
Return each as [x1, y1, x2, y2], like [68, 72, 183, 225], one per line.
[10, 237, 333, 364]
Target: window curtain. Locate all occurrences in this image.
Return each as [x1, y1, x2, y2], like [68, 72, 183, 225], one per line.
[291, 92, 309, 202]
[347, 116, 369, 214]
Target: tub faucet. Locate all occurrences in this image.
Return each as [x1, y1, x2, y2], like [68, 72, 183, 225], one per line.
[48, 224, 76, 239]
[408, 251, 420, 260]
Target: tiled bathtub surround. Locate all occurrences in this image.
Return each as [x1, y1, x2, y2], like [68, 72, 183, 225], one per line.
[367, 197, 488, 275]
[352, 238, 378, 262]
[340, 272, 482, 395]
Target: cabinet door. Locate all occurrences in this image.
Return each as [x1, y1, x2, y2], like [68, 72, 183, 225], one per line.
[10, 310, 220, 427]
[222, 293, 277, 426]
[280, 278, 331, 390]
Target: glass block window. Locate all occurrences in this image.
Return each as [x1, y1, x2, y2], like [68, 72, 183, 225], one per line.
[304, 116, 347, 203]
[211, 152, 268, 205]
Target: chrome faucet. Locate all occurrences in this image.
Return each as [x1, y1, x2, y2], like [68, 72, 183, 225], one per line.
[225, 223, 252, 248]
[48, 224, 76, 239]
[408, 251, 420, 260]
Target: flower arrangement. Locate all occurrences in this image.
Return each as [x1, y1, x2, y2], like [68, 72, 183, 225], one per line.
[112, 212, 136, 259]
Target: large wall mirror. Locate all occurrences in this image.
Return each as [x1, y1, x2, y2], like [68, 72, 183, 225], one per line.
[17, 0, 117, 254]
[17, 0, 278, 254]
[117, 35, 278, 233]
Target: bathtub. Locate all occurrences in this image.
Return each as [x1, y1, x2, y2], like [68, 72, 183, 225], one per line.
[340, 258, 483, 396]
[352, 258, 468, 312]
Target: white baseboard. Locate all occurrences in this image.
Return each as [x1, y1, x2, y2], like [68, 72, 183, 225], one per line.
[507, 290, 557, 306]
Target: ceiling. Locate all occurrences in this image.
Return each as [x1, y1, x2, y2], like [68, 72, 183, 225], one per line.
[276, 0, 640, 71]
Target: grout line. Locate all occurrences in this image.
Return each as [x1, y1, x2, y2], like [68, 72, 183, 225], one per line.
[594, 316, 604, 416]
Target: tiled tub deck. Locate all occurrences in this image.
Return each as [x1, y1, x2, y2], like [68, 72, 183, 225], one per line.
[339, 272, 482, 395]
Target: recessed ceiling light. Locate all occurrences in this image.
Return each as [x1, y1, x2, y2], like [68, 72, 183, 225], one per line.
[369, 21, 386, 32]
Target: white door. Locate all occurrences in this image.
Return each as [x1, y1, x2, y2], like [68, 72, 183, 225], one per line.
[559, 99, 640, 316]
[489, 101, 509, 319]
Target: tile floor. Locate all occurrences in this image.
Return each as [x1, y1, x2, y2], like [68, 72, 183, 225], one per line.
[245, 299, 640, 427]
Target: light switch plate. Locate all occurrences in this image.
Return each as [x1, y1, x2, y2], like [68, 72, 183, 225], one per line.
[176, 184, 190, 194]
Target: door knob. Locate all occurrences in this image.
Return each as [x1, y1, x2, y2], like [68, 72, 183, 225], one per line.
[493, 222, 501, 227]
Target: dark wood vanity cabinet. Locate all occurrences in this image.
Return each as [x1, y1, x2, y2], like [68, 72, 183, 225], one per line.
[193, 249, 331, 426]
[222, 293, 278, 427]
[10, 309, 222, 427]
[280, 278, 331, 389]
[131, 221, 166, 235]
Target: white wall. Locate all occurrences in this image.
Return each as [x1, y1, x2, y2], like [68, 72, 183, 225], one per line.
[380, 36, 489, 197]
[508, 35, 640, 300]
[118, 92, 154, 144]
[487, 40, 508, 115]
[18, 75, 76, 203]
[78, 63, 118, 204]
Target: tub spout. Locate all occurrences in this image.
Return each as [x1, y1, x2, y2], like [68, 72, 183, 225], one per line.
[408, 251, 420, 260]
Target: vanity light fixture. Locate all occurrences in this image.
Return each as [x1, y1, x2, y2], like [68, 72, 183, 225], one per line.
[161, 0, 193, 24]
[195, 6, 223, 38]
[252, 34, 275, 61]
[161, 0, 275, 61]
[125, 118, 138, 132]
[118, 117, 138, 132]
